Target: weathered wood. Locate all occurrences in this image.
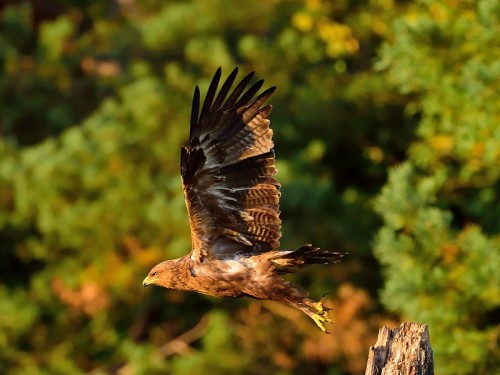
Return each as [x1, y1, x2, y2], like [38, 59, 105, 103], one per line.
[365, 322, 434, 375]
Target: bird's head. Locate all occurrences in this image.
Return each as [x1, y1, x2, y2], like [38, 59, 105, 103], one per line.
[142, 259, 184, 289]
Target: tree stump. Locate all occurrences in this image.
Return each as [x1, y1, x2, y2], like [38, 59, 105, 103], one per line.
[365, 322, 434, 375]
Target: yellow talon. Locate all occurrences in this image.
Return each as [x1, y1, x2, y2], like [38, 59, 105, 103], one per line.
[311, 311, 333, 333]
[311, 294, 334, 333]
[315, 293, 332, 314]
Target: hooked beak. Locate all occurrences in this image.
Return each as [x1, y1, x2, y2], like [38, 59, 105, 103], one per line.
[142, 276, 151, 287]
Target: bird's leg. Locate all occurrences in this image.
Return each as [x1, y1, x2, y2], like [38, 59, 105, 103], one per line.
[307, 294, 334, 333]
[289, 296, 334, 333]
[310, 313, 333, 333]
[271, 280, 334, 333]
[315, 293, 332, 315]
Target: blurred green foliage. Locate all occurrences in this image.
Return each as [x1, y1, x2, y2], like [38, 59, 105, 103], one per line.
[0, 0, 498, 374]
[375, 1, 500, 373]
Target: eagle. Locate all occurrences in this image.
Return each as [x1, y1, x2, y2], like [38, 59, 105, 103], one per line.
[142, 68, 344, 332]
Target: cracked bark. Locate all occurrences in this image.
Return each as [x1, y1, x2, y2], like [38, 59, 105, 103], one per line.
[365, 322, 434, 375]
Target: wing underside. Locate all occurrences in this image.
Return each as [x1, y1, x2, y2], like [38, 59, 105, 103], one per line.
[181, 68, 281, 260]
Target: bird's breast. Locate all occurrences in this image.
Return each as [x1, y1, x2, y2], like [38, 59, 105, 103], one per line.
[187, 258, 257, 297]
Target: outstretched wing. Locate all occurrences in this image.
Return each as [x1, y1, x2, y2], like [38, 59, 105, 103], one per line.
[181, 67, 281, 261]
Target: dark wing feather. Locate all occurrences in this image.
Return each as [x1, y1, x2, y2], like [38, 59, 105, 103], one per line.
[181, 68, 281, 261]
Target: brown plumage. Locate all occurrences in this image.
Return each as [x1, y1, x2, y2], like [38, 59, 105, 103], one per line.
[143, 68, 344, 332]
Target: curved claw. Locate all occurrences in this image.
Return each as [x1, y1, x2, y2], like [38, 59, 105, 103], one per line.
[311, 311, 333, 333]
[310, 294, 334, 333]
[315, 293, 332, 313]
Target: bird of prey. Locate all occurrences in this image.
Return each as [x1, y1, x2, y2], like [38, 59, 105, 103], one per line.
[143, 68, 344, 332]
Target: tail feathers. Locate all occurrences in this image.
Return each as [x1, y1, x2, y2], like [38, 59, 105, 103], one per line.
[271, 244, 345, 274]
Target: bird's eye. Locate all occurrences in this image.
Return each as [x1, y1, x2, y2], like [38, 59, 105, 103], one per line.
[152, 272, 158, 277]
